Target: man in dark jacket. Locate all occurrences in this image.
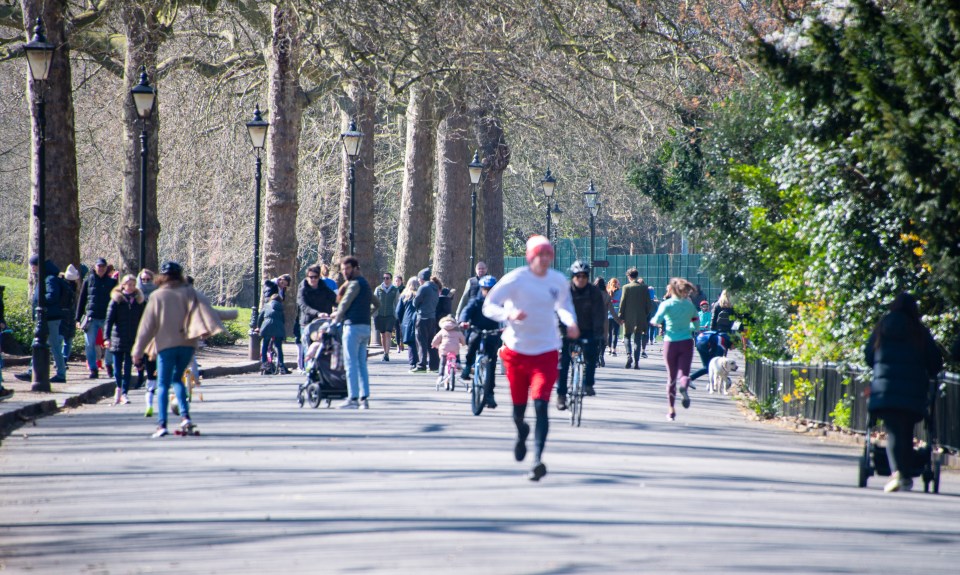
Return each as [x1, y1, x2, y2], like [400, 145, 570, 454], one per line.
[16, 257, 67, 383]
[617, 268, 653, 368]
[297, 264, 336, 362]
[412, 267, 440, 372]
[556, 262, 605, 408]
[75, 257, 118, 378]
[455, 261, 488, 320]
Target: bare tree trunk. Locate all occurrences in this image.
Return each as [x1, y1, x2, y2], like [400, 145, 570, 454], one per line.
[335, 77, 377, 281]
[432, 89, 471, 290]
[119, 4, 162, 275]
[263, 3, 303, 335]
[394, 81, 438, 281]
[23, 0, 80, 272]
[474, 84, 510, 279]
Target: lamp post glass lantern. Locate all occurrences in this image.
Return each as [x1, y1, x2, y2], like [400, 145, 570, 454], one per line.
[130, 65, 156, 276]
[550, 201, 563, 269]
[24, 17, 55, 392]
[584, 180, 600, 278]
[245, 104, 269, 360]
[340, 118, 363, 255]
[541, 168, 556, 239]
[468, 151, 483, 269]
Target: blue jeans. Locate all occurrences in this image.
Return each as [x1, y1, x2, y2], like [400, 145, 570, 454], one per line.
[29, 320, 66, 378]
[84, 318, 112, 372]
[113, 351, 133, 394]
[157, 346, 195, 428]
[342, 323, 371, 399]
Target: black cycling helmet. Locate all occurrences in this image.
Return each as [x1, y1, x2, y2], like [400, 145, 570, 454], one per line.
[479, 275, 496, 289]
[569, 260, 590, 276]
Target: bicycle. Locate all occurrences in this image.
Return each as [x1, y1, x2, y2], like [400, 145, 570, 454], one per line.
[260, 337, 280, 375]
[469, 328, 502, 416]
[437, 351, 459, 391]
[566, 338, 590, 427]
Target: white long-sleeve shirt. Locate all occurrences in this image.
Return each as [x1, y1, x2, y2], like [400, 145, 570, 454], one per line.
[482, 266, 577, 355]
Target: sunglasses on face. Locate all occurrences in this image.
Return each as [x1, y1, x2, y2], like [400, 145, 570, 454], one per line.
[573, 274, 588, 279]
[307, 275, 319, 280]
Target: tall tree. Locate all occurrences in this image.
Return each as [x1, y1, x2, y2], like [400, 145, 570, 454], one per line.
[394, 80, 438, 280]
[22, 0, 80, 271]
[432, 84, 471, 289]
[263, 2, 302, 334]
[474, 82, 510, 279]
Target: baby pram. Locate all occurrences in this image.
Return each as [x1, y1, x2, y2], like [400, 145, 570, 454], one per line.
[297, 318, 348, 408]
[858, 382, 943, 493]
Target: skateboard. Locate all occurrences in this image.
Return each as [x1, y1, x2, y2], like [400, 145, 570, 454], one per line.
[174, 422, 200, 436]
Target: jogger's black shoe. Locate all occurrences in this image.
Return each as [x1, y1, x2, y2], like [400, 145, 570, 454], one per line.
[529, 462, 547, 482]
[514, 422, 530, 461]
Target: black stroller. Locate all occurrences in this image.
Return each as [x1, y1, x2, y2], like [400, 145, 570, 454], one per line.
[858, 384, 943, 493]
[297, 318, 349, 408]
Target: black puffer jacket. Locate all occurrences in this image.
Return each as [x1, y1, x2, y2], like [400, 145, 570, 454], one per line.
[567, 282, 606, 340]
[865, 311, 943, 416]
[104, 287, 145, 353]
[76, 272, 118, 321]
[297, 278, 336, 326]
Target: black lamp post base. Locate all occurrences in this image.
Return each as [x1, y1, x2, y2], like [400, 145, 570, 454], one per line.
[249, 332, 261, 362]
[30, 345, 51, 392]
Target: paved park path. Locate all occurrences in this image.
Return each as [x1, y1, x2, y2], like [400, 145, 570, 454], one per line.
[2, 349, 959, 574]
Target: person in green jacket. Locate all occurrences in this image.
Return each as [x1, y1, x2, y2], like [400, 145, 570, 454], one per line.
[617, 268, 653, 369]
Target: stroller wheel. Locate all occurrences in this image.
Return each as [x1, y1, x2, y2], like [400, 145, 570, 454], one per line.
[297, 386, 305, 408]
[325, 398, 332, 408]
[857, 447, 870, 488]
[934, 460, 941, 494]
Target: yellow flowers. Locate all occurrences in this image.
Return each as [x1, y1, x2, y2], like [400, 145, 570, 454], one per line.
[914, 246, 924, 257]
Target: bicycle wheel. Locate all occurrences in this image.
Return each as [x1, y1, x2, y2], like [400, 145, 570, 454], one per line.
[569, 359, 582, 426]
[574, 362, 584, 427]
[471, 357, 486, 416]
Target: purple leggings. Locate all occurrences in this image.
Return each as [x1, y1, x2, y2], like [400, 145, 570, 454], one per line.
[663, 339, 694, 408]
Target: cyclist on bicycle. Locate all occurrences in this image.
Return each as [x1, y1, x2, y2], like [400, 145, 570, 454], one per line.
[459, 275, 502, 409]
[557, 260, 606, 410]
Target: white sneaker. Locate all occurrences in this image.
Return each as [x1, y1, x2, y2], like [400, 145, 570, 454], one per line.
[151, 427, 168, 438]
[359, 398, 369, 410]
[337, 398, 359, 409]
[884, 472, 914, 493]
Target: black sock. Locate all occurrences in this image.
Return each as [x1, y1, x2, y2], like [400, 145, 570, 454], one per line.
[533, 399, 549, 463]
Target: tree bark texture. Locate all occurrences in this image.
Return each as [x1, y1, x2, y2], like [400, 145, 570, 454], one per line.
[474, 86, 510, 279]
[335, 77, 377, 282]
[22, 0, 80, 272]
[119, 4, 163, 275]
[432, 94, 471, 291]
[263, 4, 302, 335]
[394, 82, 438, 282]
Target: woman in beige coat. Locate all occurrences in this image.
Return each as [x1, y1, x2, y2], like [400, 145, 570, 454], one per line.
[133, 261, 225, 438]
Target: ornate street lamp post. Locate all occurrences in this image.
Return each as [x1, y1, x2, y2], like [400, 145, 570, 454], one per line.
[540, 169, 556, 239]
[550, 201, 563, 270]
[340, 118, 363, 255]
[468, 150, 483, 270]
[130, 66, 157, 272]
[23, 17, 55, 392]
[245, 104, 269, 360]
[583, 180, 600, 279]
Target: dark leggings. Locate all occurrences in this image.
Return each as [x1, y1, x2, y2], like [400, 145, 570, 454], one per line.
[663, 339, 694, 408]
[513, 400, 549, 464]
[607, 321, 620, 350]
[261, 337, 285, 366]
[876, 408, 919, 476]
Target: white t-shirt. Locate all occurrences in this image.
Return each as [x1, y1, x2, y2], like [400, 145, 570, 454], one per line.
[482, 266, 577, 355]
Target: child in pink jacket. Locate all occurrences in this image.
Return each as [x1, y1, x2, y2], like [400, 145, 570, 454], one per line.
[432, 315, 466, 382]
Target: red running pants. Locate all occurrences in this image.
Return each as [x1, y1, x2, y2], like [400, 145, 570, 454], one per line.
[500, 346, 559, 405]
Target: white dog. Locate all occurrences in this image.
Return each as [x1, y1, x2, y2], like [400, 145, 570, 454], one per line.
[707, 357, 739, 395]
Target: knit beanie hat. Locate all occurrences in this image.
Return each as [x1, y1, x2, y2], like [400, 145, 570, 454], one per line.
[525, 235, 554, 263]
[418, 267, 431, 281]
[64, 264, 80, 281]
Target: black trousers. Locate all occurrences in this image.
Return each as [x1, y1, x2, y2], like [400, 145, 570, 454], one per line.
[624, 327, 648, 360]
[874, 408, 921, 476]
[415, 317, 439, 371]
